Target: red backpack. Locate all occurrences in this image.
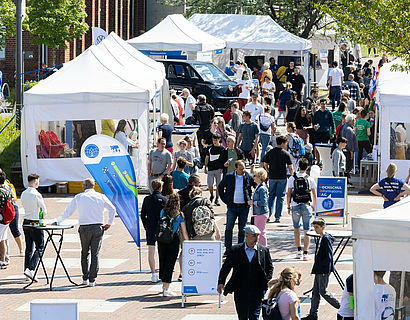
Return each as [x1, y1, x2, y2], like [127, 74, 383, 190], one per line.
[1, 200, 15, 225]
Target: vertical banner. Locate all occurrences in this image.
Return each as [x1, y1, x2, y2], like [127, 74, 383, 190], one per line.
[81, 134, 140, 246]
[315, 177, 347, 222]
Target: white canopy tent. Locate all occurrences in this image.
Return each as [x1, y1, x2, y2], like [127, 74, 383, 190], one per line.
[352, 199, 410, 319]
[22, 39, 166, 187]
[189, 14, 311, 51]
[377, 59, 410, 180]
[127, 14, 226, 52]
[188, 14, 312, 91]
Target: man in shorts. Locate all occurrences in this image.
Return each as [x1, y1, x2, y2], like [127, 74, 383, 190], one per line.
[286, 158, 317, 261]
[236, 111, 259, 166]
[204, 133, 227, 206]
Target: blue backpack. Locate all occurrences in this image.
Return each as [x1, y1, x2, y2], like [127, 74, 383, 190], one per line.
[289, 135, 305, 158]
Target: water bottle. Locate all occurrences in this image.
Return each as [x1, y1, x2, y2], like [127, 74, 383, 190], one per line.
[39, 208, 44, 226]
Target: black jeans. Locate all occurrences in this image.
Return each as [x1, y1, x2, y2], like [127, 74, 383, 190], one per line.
[78, 224, 104, 282]
[358, 140, 372, 162]
[345, 150, 354, 179]
[310, 273, 340, 315]
[23, 220, 44, 271]
[234, 290, 265, 320]
[157, 236, 180, 283]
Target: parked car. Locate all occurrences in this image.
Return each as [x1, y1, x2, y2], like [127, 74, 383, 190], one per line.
[158, 60, 237, 112]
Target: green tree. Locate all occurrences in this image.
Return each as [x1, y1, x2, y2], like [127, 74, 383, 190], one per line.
[0, 0, 16, 49]
[27, 0, 89, 63]
[165, 0, 334, 39]
[320, 0, 410, 70]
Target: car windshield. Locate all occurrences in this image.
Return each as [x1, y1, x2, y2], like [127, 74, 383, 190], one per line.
[190, 63, 231, 82]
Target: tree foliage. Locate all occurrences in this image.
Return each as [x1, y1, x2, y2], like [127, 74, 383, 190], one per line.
[0, 0, 16, 49]
[320, 0, 410, 71]
[27, 0, 89, 49]
[164, 0, 332, 39]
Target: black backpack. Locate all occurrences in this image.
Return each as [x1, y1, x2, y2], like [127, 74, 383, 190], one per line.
[156, 211, 177, 244]
[262, 297, 283, 320]
[292, 173, 312, 204]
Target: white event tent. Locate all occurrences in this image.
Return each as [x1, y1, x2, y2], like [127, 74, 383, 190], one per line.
[22, 35, 166, 187]
[127, 14, 226, 52]
[352, 199, 410, 319]
[188, 14, 312, 89]
[377, 58, 410, 179]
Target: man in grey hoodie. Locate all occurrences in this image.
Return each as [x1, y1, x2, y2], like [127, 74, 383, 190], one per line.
[341, 114, 358, 184]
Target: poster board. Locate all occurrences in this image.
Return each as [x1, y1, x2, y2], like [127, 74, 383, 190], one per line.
[182, 241, 222, 307]
[315, 176, 347, 225]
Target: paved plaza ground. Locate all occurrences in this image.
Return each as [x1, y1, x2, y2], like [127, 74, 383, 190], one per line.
[0, 174, 385, 320]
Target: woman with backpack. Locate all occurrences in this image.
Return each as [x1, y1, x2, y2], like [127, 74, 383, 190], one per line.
[157, 194, 189, 297]
[266, 267, 301, 320]
[182, 186, 221, 241]
[257, 105, 276, 160]
[287, 122, 305, 171]
[249, 168, 269, 246]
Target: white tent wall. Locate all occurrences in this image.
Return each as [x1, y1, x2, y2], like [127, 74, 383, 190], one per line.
[352, 201, 410, 319]
[377, 59, 410, 180]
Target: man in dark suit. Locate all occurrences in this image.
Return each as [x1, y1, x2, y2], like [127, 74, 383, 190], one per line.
[217, 225, 273, 320]
[218, 160, 256, 256]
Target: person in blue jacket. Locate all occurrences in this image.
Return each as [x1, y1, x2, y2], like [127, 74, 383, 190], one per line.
[250, 168, 269, 246]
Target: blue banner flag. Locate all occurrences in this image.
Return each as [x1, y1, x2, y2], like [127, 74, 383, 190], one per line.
[81, 134, 140, 246]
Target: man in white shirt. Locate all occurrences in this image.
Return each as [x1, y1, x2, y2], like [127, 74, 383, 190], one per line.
[328, 61, 344, 111]
[181, 88, 196, 125]
[244, 91, 263, 122]
[21, 173, 47, 281]
[286, 158, 317, 261]
[53, 179, 116, 287]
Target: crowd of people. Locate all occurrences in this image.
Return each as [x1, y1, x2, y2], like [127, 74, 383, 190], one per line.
[0, 50, 408, 319]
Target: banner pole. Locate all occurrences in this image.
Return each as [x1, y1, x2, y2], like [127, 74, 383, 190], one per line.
[139, 245, 142, 272]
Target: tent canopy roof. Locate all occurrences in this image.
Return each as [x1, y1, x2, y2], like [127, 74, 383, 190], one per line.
[377, 58, 410, 107]
[189, 14, 312, 51]
[25, 34, 166, 104]
[352, 198, 410, 242]
[127, 14, 226, 52]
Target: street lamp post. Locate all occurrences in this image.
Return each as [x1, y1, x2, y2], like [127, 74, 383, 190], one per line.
[16, 0, 23, 128]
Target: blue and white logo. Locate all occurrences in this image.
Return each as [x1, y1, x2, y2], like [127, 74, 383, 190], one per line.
[110, 145, 121, 153]
[322, 198, 334, 210]
[84, 144, 99, 158]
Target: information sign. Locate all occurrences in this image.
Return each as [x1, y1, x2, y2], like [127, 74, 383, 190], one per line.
[316, 177, 347, 223]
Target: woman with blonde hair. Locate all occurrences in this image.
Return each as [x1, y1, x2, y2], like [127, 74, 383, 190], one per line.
[370, 163, 410, 208]
[158, 113, 174, 154]
[250, 168, 269, 245]
[267, 267, 301, 320]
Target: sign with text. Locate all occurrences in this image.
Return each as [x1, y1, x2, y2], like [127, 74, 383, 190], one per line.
[316, 177, 347, 221]
[182, 241, 222, 295]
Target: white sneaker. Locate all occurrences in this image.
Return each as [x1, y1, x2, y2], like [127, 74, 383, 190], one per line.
[151, 273, 159, 283]
[88, 281, 96, 287]
[82, 280, 89, 286]
[303, 254, 312, 261]
[295, 251, 302, 259]
[163, 289, 176, 297]
[24, 269, 38, 282]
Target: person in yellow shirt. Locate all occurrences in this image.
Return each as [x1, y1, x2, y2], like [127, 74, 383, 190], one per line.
[101, 119, 115, 137]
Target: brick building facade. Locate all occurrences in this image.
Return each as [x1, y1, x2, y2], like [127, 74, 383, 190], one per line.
[0, 0, 146, 87]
